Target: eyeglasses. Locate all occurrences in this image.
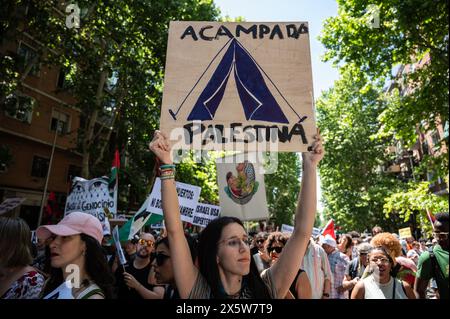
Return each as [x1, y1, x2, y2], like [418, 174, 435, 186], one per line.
[138, 239, 154, 247]
[268, 246, 283, 254]
[256, 239, 265, 244]
[151, 252, 171, 266]
[218, 237, 249, 249]
[369, 257, 390, 265]
[432, 232, 449, 239]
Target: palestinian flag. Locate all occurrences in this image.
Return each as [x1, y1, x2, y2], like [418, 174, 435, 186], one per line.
[108, 150, 120, 216]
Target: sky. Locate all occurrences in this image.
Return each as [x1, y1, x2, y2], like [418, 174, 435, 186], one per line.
[213, 0, 340, 97]
[213, 0, 340, 216]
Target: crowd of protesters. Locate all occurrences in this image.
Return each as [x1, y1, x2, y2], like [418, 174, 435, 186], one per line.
[0, 131, 448, 299]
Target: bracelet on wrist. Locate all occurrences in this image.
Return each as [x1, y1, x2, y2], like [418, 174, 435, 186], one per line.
[160, 164, 176, 169]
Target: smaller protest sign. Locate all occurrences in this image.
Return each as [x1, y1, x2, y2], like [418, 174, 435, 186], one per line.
[192, 203, 221, 228]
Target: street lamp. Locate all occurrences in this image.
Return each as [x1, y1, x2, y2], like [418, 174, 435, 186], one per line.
[37, 120, 62, 227]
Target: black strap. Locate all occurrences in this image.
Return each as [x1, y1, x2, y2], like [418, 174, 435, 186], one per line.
[429, 248, 448, 289]
[392, 278, 396, 299]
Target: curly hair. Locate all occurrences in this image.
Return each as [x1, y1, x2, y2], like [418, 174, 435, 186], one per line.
[370, 232, 402, 263]
[265, 232, 290, 251]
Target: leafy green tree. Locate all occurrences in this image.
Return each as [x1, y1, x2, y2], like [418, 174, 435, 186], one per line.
[1, 0, 219, 212]
[319, 0, 448, 231]
[317, 66, 403, 232]
[264, 153, 301, 227]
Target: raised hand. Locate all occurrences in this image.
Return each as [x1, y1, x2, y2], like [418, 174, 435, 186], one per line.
[149, 130, 172, 165]
[303, 129, 325, 167]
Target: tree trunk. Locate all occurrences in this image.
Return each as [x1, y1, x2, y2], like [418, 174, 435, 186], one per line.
[80, 68, 108, 178]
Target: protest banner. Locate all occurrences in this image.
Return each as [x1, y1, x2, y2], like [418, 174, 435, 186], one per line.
[399, 227, 412, 239]
[147, 177, 201, 223]
[216, 153, 268, 221]
[281, 224, 294, 233]
[0, 197, 26, 215]
[160, 21, 315, 153]
[65, 176, 114, 235]
[192, 203, 221, 228]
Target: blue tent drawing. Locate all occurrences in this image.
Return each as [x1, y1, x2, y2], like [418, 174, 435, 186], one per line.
[169, 38, 302, 124]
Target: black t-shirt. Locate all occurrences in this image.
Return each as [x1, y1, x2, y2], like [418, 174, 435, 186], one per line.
[116, 261, 155, 299]
[289, 269, 304, 298]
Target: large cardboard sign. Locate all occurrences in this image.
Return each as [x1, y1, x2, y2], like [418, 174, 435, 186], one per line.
[65, 177, 114, 235]
[161, 21, 315, 152]
[146, 178, 201, 223]
[216, 153, 269, 221]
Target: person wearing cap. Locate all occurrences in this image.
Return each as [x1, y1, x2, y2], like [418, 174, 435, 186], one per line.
[37, 212, 115, 299]
[343, 242, 372, 298]
[320, 234, 349, 299]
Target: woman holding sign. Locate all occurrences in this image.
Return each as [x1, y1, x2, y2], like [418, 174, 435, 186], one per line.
[149, 130, 324, 299]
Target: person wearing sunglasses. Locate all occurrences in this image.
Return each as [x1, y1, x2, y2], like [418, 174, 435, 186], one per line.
[152, 235, 198, 299]
[343, 242, 372, 298]
[265, 232, 289, 264]
[351, 246, 415, 299]
[149, 129, 324, 299]
[116, 233, 164, 299]
[250, 232, 271, 274]
[415, 212, 449, 299]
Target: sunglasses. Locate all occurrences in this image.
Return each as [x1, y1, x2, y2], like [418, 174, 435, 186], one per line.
[138, 239, 154, 247]
[151, 252, 170, 266]
[432, 232, 449, 239]
[268, 246, 283, 254]
[256, 239, 265, 244]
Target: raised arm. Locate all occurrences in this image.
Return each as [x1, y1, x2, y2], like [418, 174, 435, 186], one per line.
[269, 132, 324, 298]
[149, 131, 199, 298]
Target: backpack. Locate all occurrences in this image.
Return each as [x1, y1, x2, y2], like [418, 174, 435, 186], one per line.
[428, 247, 448, 290]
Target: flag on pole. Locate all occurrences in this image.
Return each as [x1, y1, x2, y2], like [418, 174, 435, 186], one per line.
[112, 226, 127, 265]
[426, 209, 436, 229]
[109, 150, 120, 217]
[321, 219, 336, 240]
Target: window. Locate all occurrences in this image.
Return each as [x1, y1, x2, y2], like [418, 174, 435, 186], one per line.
[67, 165, 82, 182]
[31, 156, 49, 178]
[18, 42, 40, 76]
[4, 94, 35, 123]
[56, 69, 66, 89]
[50, 109, 70, 134]
[431, 131, 441, 148]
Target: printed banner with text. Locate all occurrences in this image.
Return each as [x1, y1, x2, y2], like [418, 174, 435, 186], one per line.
[146, 177, 201, 223]
[65, 176, 114, 235]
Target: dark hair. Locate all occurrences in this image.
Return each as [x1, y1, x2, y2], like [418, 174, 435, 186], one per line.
[0, 217, 32, 268]
[41, 234, 115, 298]
[372, 226, 383, 234]
[348, 231, 360, 239]
[340, 234, 353, 250]
[198, 217, 271, 299]
[265, 232, 289, 252]
[368, 246, 394, 264]
[435, 212, 449, 224]
[226, 172, 233, 181]
[156, 234, 198, 262]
